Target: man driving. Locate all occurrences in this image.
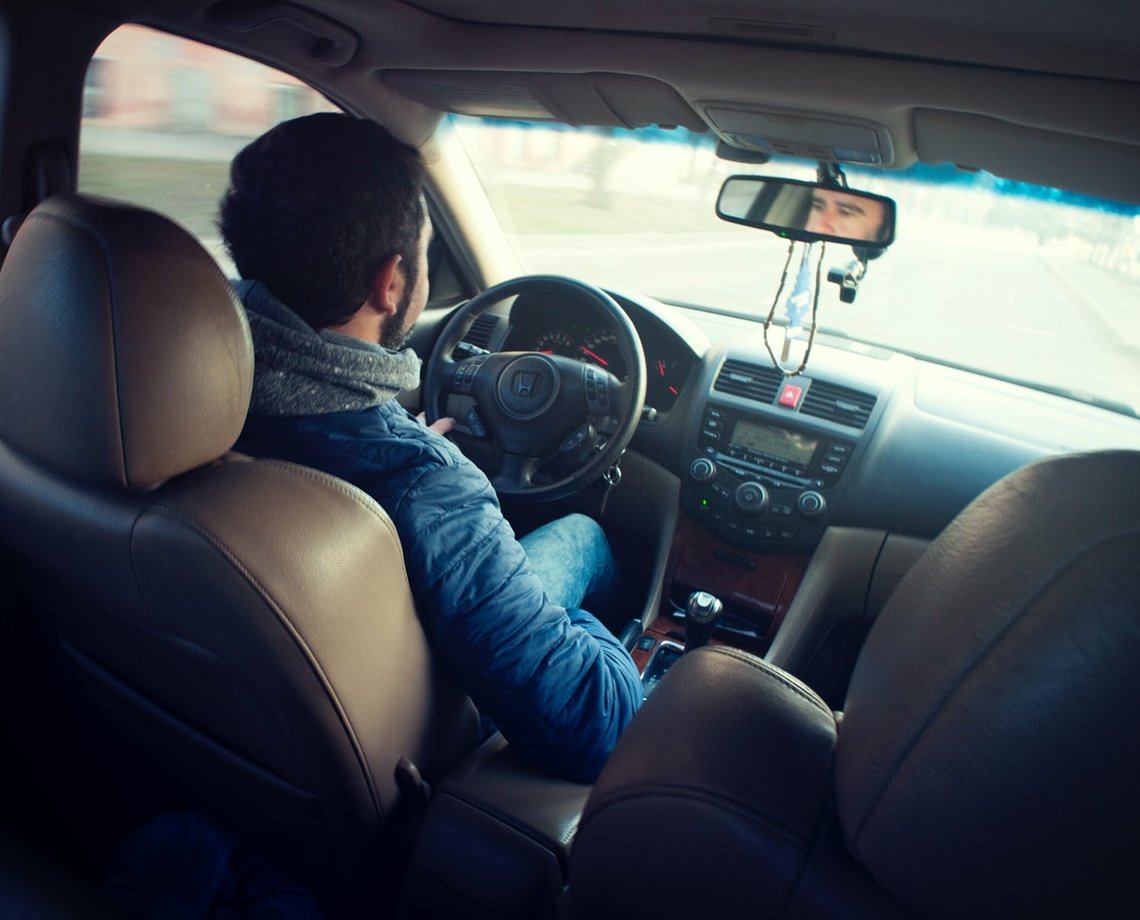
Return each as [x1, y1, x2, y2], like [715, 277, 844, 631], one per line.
[219, 112, 642, 782]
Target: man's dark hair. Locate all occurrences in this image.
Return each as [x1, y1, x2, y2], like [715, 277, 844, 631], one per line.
[220, 112, 426, 329]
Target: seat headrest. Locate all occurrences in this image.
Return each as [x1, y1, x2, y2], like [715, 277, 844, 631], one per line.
[0, 195, 253, 490]
[836, 449, 1140, 917]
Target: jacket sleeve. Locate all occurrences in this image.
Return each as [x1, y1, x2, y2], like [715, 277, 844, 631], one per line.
[385, 452, 643, 782]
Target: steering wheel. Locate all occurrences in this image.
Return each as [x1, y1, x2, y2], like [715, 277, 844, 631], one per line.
[424, 275, 646, 502]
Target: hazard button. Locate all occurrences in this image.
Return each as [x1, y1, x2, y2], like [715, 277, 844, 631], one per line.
[778, 384, 802, 408]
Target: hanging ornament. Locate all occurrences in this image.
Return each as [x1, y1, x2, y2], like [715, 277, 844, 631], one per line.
[763, 241, 826, 376]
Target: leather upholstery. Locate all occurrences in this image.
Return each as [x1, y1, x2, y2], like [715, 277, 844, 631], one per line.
[402, 733, 592, 919]
[0, 195, 252, 489]
[569, 646, 852, 918]
[0, 195, 481, 906]
[570, 449, 1140, 919]
[838, 448, 1140, 917]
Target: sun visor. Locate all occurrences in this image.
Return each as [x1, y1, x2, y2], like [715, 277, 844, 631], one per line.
[379, 70, 706, 131]
[207, 0, 359, 66]
[704, 106, 895, 166]
[915, 109, 1140, 204]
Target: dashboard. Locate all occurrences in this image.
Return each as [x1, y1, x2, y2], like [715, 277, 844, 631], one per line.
[434, 278, 1140, 705]
[453, 283, 1140, 554]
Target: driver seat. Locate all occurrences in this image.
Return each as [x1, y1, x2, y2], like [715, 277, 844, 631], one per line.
[0, 195, 481, 909]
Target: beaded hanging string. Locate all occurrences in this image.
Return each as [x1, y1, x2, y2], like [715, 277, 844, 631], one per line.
[762, 240, 826, 377]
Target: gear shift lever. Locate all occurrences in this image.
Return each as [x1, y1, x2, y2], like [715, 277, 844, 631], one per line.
[684, 590, 723, 653]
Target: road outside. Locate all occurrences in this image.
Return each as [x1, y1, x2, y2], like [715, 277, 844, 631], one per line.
[512, 228, 1140, 416]
[78, 115, 1140, 417]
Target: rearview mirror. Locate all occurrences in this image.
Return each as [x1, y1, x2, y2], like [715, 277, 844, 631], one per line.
[717, 176, 895, 248]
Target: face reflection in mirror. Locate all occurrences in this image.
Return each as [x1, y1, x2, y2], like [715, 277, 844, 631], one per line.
[805, 188, 887, 242]
[716, 176, 895, 247]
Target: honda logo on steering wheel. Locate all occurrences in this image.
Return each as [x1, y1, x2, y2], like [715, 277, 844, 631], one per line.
[513, 371, 541, 399]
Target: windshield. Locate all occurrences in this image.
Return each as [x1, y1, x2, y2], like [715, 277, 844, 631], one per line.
[449, 116, 1140, 417]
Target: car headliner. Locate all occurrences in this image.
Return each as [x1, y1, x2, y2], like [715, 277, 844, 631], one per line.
[48, 0, 1140, 206]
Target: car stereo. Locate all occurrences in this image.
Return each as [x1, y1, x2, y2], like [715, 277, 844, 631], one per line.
[682, 404, 855, 549]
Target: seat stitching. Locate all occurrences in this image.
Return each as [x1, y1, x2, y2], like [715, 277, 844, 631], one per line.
[254, 458, 400, 532]
[701, 646, 833, 716]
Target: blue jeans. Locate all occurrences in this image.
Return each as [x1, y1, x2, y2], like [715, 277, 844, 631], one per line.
[519, 513, 619, 615]
[476, 513, 621, 739]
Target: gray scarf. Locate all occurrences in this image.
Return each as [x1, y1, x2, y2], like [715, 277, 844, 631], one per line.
[236, 280, 422, 416]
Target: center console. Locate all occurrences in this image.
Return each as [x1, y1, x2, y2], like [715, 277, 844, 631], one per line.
[680, 355, 880, 553]
[401, 734, 591, 920]
[632, 516, 808, 691]
[634, 351, 887, 692]
[683, 404, 855, 551]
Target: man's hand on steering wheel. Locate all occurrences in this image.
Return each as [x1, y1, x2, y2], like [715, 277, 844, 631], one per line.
[416, 411, 457, 436]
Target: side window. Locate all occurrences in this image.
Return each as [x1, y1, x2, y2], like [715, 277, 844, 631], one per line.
[79, 25, 339, 272]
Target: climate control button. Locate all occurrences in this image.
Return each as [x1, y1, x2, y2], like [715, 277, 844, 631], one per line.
[798, 490, 827, 517]
[689, 457, 717, 482]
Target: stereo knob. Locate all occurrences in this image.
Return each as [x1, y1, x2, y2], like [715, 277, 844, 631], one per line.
[734, 481, 769, 514]
[797, 490, 827, 517]
[689, 457, 717, 482]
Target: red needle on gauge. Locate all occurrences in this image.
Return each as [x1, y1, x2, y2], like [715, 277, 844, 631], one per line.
[579, 345, 609, 366]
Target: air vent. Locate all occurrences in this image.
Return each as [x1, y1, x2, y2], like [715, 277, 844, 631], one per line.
[800, 381, 876, 429]
[464, 313, 499, 349]
[713, 359, 782, 404]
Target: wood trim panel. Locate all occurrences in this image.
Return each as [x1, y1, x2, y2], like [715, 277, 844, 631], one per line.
[652, 512, 809, 659]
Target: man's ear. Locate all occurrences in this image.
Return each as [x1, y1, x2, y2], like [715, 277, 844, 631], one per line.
[369, 253, 405, 317]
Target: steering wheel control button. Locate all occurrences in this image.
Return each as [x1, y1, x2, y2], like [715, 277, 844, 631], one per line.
[497, 354, 559, 419]
[451, 356, 487, 395]
[464, 407, 487, 438]
[733, 481, 769, 514]
[560, 424, 590, 452]
[584, 366, 611, 414]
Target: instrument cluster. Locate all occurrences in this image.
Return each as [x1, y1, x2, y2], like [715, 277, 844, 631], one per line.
[506, 316, 692, 413]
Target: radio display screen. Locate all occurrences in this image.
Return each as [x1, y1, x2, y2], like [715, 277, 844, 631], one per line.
[730, 419, 819, 465]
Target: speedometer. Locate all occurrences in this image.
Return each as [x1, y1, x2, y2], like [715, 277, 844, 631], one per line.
[534, 330, 576, 357]
[577, 329, 626, 378]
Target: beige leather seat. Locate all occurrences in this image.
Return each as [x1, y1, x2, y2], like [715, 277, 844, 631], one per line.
[568, 449, 1140, 919]
[0, 195, 480, 911]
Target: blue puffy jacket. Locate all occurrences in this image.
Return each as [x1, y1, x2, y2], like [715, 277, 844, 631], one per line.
[236, 400, 642, 781]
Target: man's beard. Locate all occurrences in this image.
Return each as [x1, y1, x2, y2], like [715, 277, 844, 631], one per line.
[379, 286, 413, 349]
